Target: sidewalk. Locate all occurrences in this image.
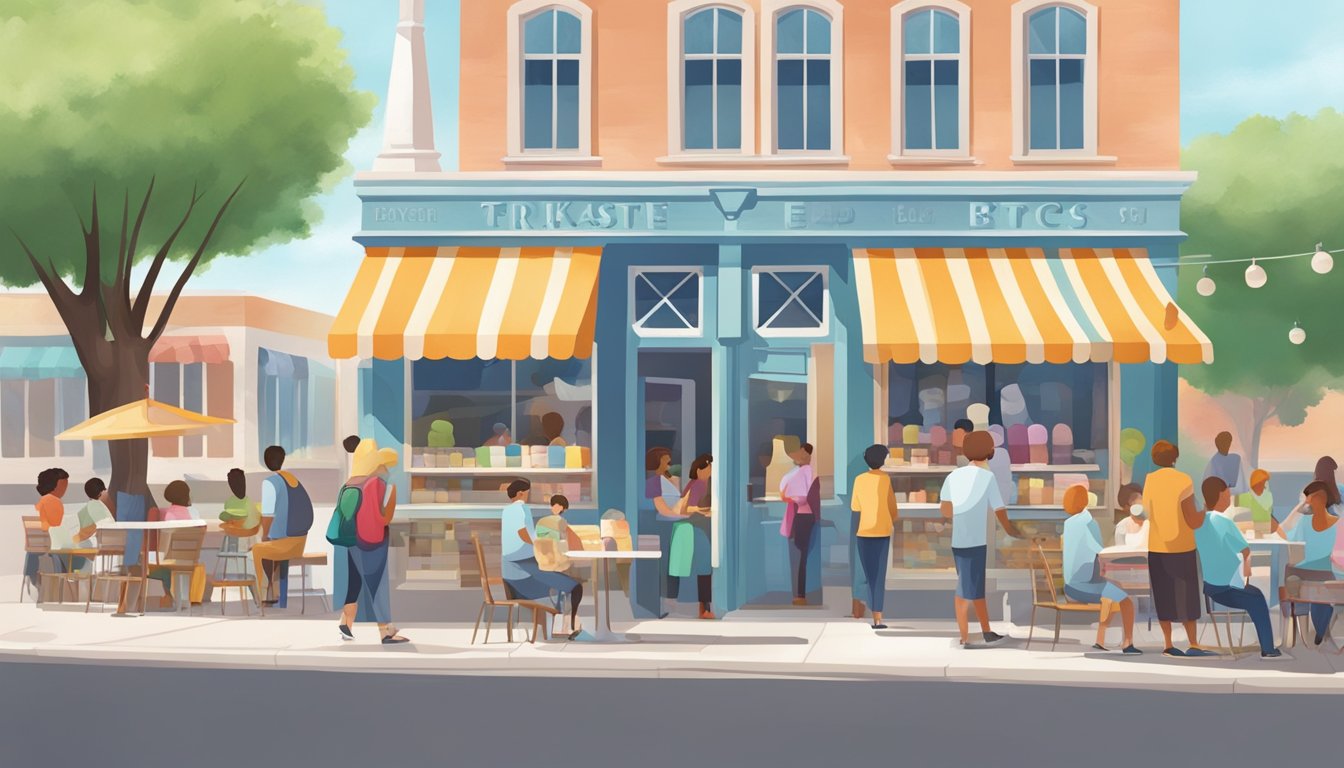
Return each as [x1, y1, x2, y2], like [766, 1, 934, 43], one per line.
[4, 580, 1344, 694]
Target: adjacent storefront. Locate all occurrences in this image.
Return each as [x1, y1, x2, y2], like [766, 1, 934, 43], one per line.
[329, 174, 1211, 613]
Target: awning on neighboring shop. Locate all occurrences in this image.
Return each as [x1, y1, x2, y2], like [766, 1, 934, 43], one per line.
[0, 345, 83, 380]
[148, 335, 230, 364]
[329, 246, 602, 361]
[852, 247, 1213, 365]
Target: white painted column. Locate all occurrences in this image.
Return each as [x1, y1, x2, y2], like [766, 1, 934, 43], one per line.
[373, 0, 441, 173]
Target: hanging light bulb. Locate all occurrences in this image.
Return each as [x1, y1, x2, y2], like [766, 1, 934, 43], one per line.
[1312, 242, 1334, 275]
[1196, 266, 1216, 297]
[1245, 259, 1268, 288]
[1289, 321, 1306, 345]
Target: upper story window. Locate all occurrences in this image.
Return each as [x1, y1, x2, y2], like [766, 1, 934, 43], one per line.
[683, 7, 744, 151]
[631, 268, 703, 338]
[754, 268, 829, 336]
[1011, 0, 1101, 160]
[762, 1, 845, 156]
[891, 1, 971, 159]
[507, 1, 594, 162]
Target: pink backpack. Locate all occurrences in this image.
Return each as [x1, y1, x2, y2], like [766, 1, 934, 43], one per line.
[354, 476, 388, 547]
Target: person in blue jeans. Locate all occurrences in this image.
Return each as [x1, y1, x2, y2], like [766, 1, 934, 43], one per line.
[1060, 484, 1139, 654]
[499, 479, 584, 639]
[850, 444, 898, 630]
[1195, 476, 1284, 660]
[1281, 480, 1342, 647]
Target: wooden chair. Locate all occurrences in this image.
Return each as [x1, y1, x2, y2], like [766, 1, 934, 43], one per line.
[43, 545, 99, 604]
[212, 526, 260, 617]
[155, 526, 208, 613]
[1026, 543, 1103, 650]
[290, 553, 330, 614]
[1283, 579, 1344, 652]
[85, 529, 133, 613]
[470, 534, 558, 644]
[20, 517, 55, 603]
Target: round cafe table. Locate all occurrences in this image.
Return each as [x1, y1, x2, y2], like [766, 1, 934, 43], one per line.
[565, 549, 661, 642]
[96, 519, 207, 616]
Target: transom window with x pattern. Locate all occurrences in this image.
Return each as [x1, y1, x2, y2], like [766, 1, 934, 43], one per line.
[633, 269, 702, 336]
[755, 269, 827, 335]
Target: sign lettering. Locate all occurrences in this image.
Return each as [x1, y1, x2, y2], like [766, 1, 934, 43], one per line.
[480, 201, 669, 230]
[970, 202, 1089, 230]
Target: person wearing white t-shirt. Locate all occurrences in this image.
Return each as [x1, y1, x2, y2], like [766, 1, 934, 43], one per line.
[941, 431, 1024, 647]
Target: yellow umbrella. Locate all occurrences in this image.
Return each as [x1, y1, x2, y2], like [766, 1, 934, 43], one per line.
[56, 398, 235, 441]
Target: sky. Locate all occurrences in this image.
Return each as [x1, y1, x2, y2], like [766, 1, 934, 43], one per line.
[36, 0, 1344, 313]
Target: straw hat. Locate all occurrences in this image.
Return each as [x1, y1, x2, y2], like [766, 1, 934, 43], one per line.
[351, 438, 399, 477]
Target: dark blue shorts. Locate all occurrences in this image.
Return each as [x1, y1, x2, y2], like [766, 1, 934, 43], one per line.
[952, 545, 988, 600]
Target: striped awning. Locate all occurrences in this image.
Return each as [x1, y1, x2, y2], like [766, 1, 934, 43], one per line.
[329, 246, 602, 361]
[149, 335, 230, 365]
[852, 247, 1213, 365]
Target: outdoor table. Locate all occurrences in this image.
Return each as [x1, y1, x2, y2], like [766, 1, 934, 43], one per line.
[565, 549, 661, 642]
[96, 519, 206, 616]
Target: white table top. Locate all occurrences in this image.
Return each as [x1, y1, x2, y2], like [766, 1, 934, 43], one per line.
[97, 519, 207, 531]
[566, 550, 661, 560]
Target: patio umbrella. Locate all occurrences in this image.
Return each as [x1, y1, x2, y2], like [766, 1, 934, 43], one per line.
[56, 397, 234, 441]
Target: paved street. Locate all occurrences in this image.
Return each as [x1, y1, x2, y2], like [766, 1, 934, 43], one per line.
[0, 659, 1334, 767]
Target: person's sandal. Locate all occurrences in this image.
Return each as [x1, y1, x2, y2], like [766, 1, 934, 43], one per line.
[381, 626, 410, 644]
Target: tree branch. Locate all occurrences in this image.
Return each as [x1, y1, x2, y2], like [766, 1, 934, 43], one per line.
[123, 177, 155, 306]
[10, 230, 73, 311]
[81, 186, 102, 299]
[131, 183, 203, 325]
[146, 179, 245, 342]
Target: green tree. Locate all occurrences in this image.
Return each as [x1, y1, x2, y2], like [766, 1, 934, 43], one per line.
[1179, 109, 1344, 467]
[0, 0, 374, 500]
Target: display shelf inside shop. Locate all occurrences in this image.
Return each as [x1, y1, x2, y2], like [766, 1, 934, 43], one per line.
[883, 463, 1101, 474]
[395, 505, 598, 520]
[896, 503, 1069, 515]
[407, 467, 594, 476]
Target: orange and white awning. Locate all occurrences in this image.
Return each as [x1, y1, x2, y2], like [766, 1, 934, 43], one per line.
[852, 247, 1213, 366]
[329, 246, 601, 361]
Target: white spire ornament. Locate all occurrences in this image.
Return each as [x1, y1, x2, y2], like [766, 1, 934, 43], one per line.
[1196, 266, 1216, 297]
[1312, 243, 1334, 275]
[1289, 322, 1306, 345]
[1245, 260, 1267, 289]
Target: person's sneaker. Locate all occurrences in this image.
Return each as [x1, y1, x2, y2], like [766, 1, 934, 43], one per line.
[982, 631, 1007, 644]
[381, 634, 410, 645]
[338, 624, 354, 642]
[1185, 647, 1219, 658]
[1162, 647, 1186, 658]
[1261, 649, 1290, 661]
[871, 623, 889, 630]
[1122, 645, 1143, 655]
[1091, 643, 1108, 652]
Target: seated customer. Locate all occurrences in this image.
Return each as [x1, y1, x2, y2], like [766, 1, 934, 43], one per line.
[219, 468, 260, 537]
[160, 480, 200, 521]
[1196, 477, 1284, 660]
[75, 478, 113, 547]
[1113, 483, 1148, 548]
[1060, 484, 1139, 654]
[252, 445, 315, 607]
[500, 480, 583, 639]
[1280, 480, 1342, 647]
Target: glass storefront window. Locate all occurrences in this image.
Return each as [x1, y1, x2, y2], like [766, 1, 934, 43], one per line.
[409, 358, 595, 506]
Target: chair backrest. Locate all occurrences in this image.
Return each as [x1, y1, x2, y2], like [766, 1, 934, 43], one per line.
[96, 528, 128, 556]
[23, 521, 51, 553]
[471, 534, 501, 605]
[162, 525, 206, 565]
[1032, 543, 1064, 605]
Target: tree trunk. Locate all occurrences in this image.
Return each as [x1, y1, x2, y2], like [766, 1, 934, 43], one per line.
[82, 338, 155, 509]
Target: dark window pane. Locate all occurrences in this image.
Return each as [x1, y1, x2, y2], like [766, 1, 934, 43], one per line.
[1029, 59, 1058, 150]
[28, 378, 54, 458]
[57, 377, 85, 458]
[523, 60, 554, 149]
[933, 60, 959, 150]
[904, 60, 932, 150]
[684, 60, 714, 149]
[777, 60, 805, 150]
[1059, 59, 1085, 149]
[182, 363, 203, 457]
[805, 60, 830, 151]
[556, 59, 579, 149]
[1, 379, 25, 457]
[716, 59, 742, 149]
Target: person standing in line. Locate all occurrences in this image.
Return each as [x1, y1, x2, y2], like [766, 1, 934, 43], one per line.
[1203, 431, 1248, 495]
[499, 479, 584, 636]
[779, 442, 820, 606]
[1060, 484, 1139, 654]
[851, 444, 898, 630]
[252, 445, 315, 608]
[1142, 440, 1215, 658]
[941, 431, 1017, 647]
[336, 439, 408, 644]
[1196, 477, 1284, 660]
[676, 454, 716, 620]
[644, 447, 686, 617]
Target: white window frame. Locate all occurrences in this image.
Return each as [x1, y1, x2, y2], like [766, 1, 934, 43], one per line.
[506, 0, 596, 163]
[760, 0, 845, 157]
[889, 0, 973, 163]
[752, 266, 830, 338]
[667, 1, 757, 158]
[630, 266, 705, 338]
[1010, 0, 1111, 163]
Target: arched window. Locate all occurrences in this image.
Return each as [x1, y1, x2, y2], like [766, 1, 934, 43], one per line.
[762, 1, 844, 156]
[683, 7, 744, 151]
[891, 1, 971, 159]
[506, 1, 594, 162]
[1011, 0, 1100, 159]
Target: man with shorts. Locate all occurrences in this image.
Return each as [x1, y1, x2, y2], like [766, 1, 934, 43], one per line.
[1142, 440, 1216, 657]
[941, 431, 1022, 647]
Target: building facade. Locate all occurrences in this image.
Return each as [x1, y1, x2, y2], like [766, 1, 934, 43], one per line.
[331, 0, 1207, 613]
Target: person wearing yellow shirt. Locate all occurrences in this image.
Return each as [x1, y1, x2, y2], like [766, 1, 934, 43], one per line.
[1141, 440, 1215, 658]
[850, 444, 898, 630]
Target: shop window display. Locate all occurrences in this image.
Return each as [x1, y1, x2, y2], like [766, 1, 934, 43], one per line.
[883, 361, 1108, 571]
[409, 357, 594, 506]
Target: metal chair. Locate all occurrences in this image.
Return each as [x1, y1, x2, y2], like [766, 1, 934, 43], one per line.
[289, 553, 331, 614]
[84, 529, 131, 613]
[1202, 594, 1247, 660]
[1026, 543, 1103, 650]
[212, 525, 260, 616]
[469, 534, 557, 644]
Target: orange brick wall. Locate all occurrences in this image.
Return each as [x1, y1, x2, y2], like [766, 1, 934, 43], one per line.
[457, 0, 1179, 171]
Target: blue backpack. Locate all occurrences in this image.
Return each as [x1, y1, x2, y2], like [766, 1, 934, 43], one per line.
[282, 479, 314, 538]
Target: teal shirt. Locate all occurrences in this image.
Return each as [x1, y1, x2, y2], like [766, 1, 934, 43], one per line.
[1061, 512, 1103, 588]
[1285, 514, 1341, 575]
[1194, 511, 1247, 588]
